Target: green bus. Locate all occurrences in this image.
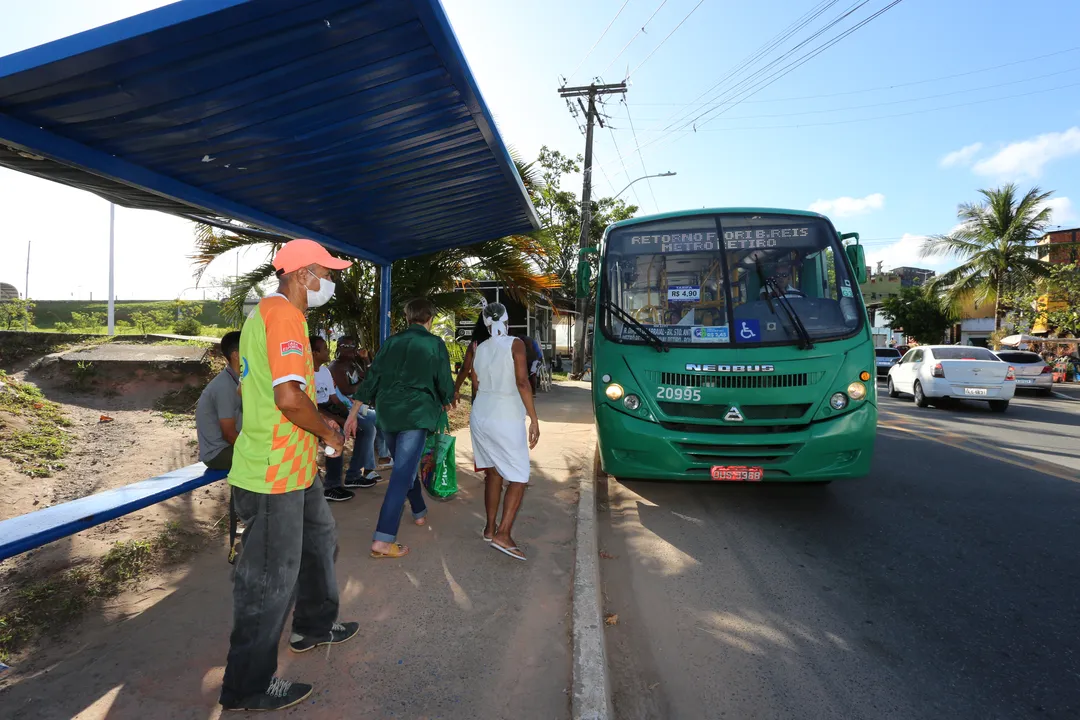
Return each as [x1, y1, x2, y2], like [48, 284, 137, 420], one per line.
[592, 208, 876, 483]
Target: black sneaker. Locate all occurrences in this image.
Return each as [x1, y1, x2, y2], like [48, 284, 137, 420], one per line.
[289, 621, 360, 653]
[221, 677, 313, 711]
[344, 471, 380, 489]
[323, 487, 355, 502]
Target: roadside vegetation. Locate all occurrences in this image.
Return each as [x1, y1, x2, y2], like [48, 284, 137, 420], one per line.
[0, 370, 71, 477]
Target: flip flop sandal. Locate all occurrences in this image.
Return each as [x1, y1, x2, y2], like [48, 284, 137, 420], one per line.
[482, 525, 500, 542]
[491, 542, 526, 561]
[370, 543, 409, 559]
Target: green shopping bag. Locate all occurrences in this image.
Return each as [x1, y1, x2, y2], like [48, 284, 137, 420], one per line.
[420, 414, 457, 499]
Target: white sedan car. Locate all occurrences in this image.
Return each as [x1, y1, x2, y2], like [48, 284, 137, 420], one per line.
[887, 345, 1016, 412]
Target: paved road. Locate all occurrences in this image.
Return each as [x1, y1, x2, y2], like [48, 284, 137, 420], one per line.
[599, 388, 1080, 720]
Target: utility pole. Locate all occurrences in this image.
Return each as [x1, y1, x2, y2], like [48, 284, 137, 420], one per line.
[108, 203, 116, 336]
[559, 82, 626, 377]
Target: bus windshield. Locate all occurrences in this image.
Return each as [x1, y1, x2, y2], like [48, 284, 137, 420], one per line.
[601, 213, 862, 347]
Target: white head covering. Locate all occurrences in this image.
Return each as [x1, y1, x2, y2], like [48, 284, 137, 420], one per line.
[483, 302, 509, 337]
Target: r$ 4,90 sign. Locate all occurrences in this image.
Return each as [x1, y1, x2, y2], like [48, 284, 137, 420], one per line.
[668, 285, 700, 301]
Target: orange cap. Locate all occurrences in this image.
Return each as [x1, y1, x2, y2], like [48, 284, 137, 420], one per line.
[272, 239, 353, 274]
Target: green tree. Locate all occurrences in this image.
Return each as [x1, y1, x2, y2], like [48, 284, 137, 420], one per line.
[130, 311, 158, 335]
[879, 287, 953, 345]
[0, 299, 35, 330]
[530, 146, 637, 305]
[1003, 263, 1080, 337]
[921, 184, 1068, 331]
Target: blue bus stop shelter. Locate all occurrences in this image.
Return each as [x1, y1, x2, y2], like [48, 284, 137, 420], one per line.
[0, 0, 539, 341]
[0, 0, 540, 560]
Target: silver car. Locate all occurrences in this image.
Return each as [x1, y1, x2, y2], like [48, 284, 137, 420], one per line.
[875, 347, 902, 377]
[993, 350, 1054, 395]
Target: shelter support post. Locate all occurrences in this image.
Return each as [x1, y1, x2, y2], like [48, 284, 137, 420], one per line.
[379, 264, 392, 344]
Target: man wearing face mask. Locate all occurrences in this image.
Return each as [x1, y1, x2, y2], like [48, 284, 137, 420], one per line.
[220, 239, 358, 713]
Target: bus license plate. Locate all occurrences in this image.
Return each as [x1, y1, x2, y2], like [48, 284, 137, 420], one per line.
[964, 387, 988, 396]
[711, 465, 764, 482]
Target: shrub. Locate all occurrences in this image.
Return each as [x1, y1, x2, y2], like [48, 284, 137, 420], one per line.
[173, 317, 203, 336]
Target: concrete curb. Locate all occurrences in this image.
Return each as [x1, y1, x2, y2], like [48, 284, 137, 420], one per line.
[571, 462, 613, 720]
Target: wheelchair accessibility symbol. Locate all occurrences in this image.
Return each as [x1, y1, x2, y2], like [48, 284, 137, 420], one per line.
[737, 319, 760, 342]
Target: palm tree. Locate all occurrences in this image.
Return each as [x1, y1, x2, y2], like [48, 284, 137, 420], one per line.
[190, 154, 557, 346]
[921, 184, 1060, 331]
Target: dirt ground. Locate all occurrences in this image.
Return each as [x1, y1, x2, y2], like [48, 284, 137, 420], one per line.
[0, 350, 230, 643]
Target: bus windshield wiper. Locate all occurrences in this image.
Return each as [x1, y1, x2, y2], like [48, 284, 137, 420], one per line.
[601, 298, 668, 353]
[764, 278, 815, 350]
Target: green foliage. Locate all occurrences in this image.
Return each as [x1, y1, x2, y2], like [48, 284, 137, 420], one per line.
[30, 300, 226, 331]
[879, 287, 954, 345]
[0, 370, 71, 476]
[0, 299, 35, 330]
[130, 311, 158, 335]
[921, 184, 1073, 330]
[69, 311, 106, 333]
[532, 146, 637, 304]
[1003, 263, 1080, 336]
[70, 360, 97, 390]
[173, 316, 203, 336]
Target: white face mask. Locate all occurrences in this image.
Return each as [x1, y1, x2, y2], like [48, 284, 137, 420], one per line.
[305, 269, 335, 308]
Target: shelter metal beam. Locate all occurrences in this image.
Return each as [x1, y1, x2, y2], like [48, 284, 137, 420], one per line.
[0, 113, 390, 265]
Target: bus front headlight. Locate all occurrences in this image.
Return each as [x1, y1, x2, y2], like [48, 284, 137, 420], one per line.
[830, 392, 849, 410]
[623, 394, 640, 410]
[847, 382, 867, 401]
[606, 383, 624, 401]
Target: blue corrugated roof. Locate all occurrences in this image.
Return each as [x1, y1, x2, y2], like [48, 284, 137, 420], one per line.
[0, 0, 539, 264]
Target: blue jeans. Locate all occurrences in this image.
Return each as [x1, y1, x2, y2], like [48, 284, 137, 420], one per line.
[375, 428, 390, 460]
[373, 429, 428, 543]
[324, 409, 376, 488]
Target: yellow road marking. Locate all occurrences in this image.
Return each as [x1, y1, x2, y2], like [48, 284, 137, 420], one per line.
[877, 421, 1078, 483]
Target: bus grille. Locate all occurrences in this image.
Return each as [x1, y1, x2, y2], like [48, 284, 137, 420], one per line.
[658, 402, 811, 420]
[647, 371, 824, 389]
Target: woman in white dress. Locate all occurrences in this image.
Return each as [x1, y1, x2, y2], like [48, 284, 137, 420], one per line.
[467, 303, 540, 561]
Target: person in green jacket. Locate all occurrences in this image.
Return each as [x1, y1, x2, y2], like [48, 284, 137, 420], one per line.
[345, 297, 454, 559]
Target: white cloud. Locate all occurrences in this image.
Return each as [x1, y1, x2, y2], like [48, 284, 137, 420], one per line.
[973, 127, 1080, 179]
[808, 193, 885, 218]
[940, 142, 983, 168]
[1042, 196, 1076, 224]
[865, 233, 958, 275]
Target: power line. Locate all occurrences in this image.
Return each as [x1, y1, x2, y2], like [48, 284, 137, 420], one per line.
[628, 0, 708, 79]
[656, 0, 841, 126]
[674, 0, 883, 133]
[623, 100, 659, 212]
[625, 44, 1080, 106]
[613, 0, 905, 163]
[567, 0, 632, 81]
[606, 123, 644, 209]
[626, 78, 1080, 133]
[599, 0, 670, 79]
[632, 64, 1080, 124]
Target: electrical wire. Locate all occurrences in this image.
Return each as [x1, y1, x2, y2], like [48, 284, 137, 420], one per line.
[599, 0, 670, 79]
[628, 0, 708, 79]
[625, 45, 1080, 106]
[607, 123, 645, 209]
[630, 64, 1080, 124]
[623, 101, 659, 211]
[567, 0, 633, 81]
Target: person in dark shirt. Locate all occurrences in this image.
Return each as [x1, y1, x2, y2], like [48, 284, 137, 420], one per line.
[345, 298, 454, 559]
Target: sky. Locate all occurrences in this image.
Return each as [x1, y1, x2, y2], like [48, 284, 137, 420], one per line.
[3, 0, 1080, 299]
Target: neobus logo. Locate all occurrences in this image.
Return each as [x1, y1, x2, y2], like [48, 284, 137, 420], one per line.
[686, 363, 775, 373]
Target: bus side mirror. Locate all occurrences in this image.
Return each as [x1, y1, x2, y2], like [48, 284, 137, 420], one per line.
[844, 242, 867, 283]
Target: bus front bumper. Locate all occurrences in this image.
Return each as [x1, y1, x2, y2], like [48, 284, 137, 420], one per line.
[596, 401, 877, 482]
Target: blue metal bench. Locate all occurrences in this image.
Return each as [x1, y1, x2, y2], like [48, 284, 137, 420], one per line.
[0, 464, 227, 562]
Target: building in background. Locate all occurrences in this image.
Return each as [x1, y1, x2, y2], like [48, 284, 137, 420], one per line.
[1032, 225, 1080, 335]
[0, 282, 19, 300]
[859, 267, 936, 345]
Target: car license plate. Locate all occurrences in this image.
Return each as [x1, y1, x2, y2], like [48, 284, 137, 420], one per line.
[964, 387, 988, 396]
[1016, 378, 1035, 385]
[711, 465, 764, 482]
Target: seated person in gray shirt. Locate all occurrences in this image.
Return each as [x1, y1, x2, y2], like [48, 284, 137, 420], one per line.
[196, 331, 243, 470]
